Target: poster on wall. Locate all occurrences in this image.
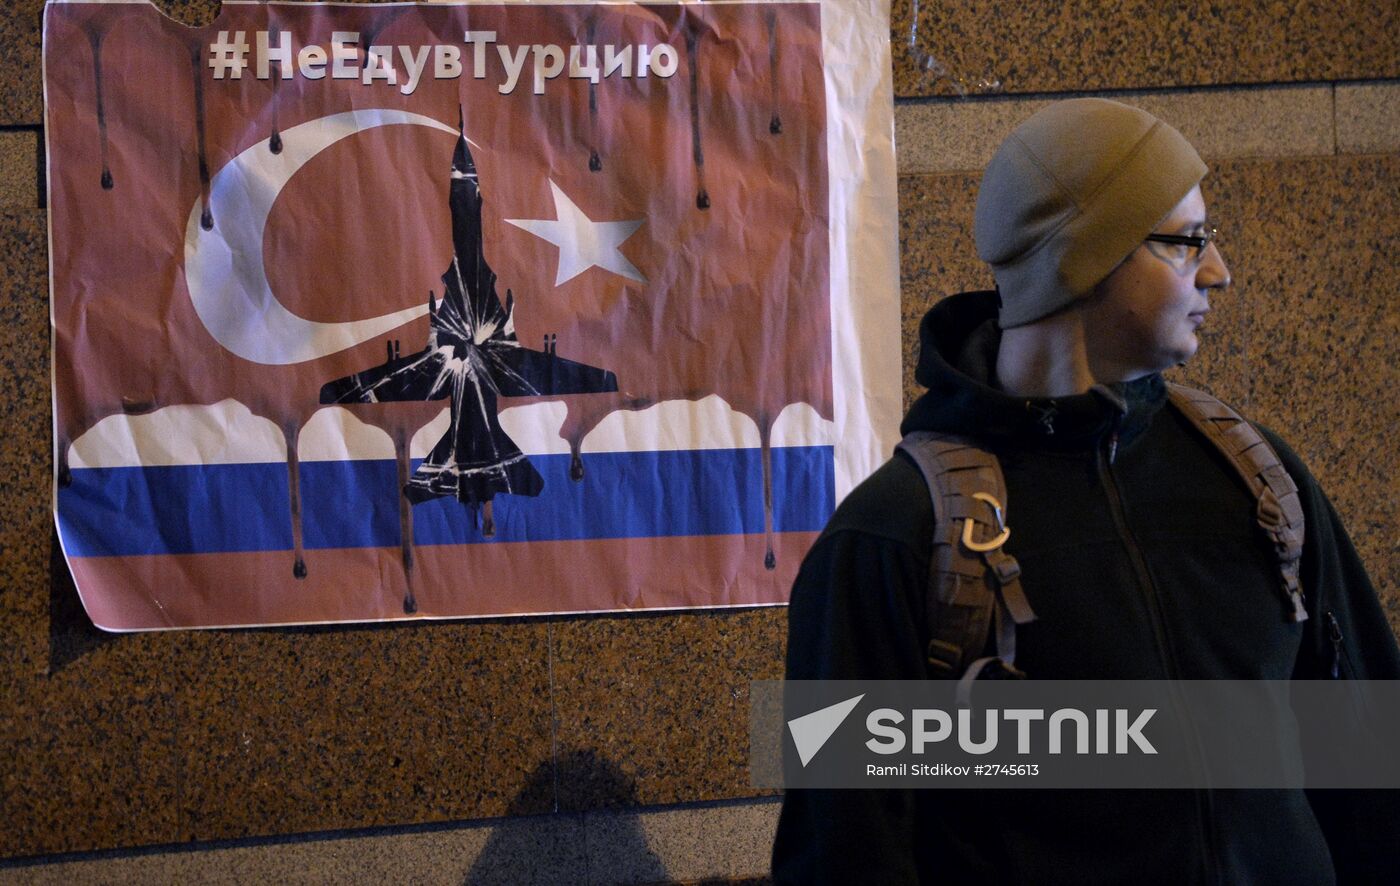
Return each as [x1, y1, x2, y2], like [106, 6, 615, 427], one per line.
[44, 0, 900, 631]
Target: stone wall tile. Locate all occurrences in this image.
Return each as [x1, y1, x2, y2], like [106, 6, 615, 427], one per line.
[894, 0, 1399, 98]
[1336, 81, 1400, 154]
[172, 621, 555, 842]
[0, 131, 38, 207]
[895, 87, 1335, 175]
[549, 609, 785, 811]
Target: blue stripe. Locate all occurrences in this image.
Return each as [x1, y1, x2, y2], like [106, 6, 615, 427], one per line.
[300, 459, 403, 549]
[57, 463, 294, 556]
[57, 447, 835, 556]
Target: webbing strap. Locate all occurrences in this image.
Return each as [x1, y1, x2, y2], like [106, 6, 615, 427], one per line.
[1167, 384, 1309, 622]
[897, 432, 1038, 685]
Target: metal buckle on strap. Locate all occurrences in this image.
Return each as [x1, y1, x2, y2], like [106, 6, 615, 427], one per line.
[961, 492, 1011, 553]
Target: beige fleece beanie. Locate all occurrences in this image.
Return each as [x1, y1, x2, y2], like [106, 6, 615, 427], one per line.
[974, 98, 1207, 328]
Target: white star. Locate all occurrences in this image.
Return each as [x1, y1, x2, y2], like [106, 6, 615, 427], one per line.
[506, 181, 646, 286]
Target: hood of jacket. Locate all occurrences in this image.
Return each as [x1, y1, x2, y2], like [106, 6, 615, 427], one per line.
[900, 290, 1168, 451]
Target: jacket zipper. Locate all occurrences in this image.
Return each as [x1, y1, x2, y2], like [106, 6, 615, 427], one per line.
[1326, 610, 1344, 679]
[1097, 438, 1222, 885]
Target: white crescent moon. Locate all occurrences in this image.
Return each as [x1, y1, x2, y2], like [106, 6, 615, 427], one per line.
[183, 109, 459, 366]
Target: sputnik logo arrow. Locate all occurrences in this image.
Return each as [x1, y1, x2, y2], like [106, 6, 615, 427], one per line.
[787, 694, 864, 767]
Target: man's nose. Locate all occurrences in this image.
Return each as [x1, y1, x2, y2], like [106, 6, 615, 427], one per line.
[1197, 241, 1231, 289]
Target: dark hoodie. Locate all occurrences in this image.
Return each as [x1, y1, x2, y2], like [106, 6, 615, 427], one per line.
[773, 291, 1400, 885]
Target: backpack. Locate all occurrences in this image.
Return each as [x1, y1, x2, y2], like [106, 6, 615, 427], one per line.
[895, 383, 1307, 698]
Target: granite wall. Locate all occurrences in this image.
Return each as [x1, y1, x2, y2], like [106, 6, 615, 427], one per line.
[1, 1, 1396, 882]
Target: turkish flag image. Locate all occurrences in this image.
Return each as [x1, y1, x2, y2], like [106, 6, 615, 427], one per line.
[45, 0, 833, 630]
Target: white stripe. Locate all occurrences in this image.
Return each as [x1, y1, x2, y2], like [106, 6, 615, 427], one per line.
[68, 400, 287, 468]
[299, 407, 395, 462]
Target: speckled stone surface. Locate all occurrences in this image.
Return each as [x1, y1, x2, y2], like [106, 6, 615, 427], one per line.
[0, 195, 184, 856]
[1336, 81, 1400, 155]
[0, 132, 38, 208]
[896, 156, 1398, 629]
[0, 214, 178, 861]
[892, 0, 1400, 98]
[171, 620, 555, 843]
[1221, 154, 1399, 616]
[0, 798, 779, 884]
[895, 171, 990, 409]
[0, 1, 45, 126]
[549, 608, 785, 810]
[3, 633, 181, 858]
[583, 800, 780, 885]
[2, 814, 584, 885]
[0, 209, 48, 684]
[895, 86, 1335, 174]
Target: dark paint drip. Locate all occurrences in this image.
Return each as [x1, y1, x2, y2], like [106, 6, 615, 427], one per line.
[121, 395, 155, 414]
[766, 10, 782, 136]
[189, 42, 214, 230]
[482, 500, 496, 539]
[395, 431, 417, 614]
[586, 17, 600, 171]
[268, 63, 283, 155]
[268, 13, 283, 154]
[359, 32, 378, 70]
[570, 448, 585, 482]
[84, 27, 114, 189]
[284, 424, 307, 580]
[760, 426, 776, 571]
[357, 9, 407, 72]
[58, 450, 72, 488]
[684, 29, 708, 211]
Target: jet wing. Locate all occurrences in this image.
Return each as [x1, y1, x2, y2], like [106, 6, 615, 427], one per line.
[319, 347, 451, 404]
[486, 343, 619, 398]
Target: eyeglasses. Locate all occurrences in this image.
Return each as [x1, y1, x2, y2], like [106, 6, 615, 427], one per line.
[1144, 226, 1219, 267]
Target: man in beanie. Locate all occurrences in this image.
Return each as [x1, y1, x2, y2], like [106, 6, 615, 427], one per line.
[772, 98, 1400, 883]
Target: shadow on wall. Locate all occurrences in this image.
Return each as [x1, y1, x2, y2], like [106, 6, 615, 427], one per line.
[49, 526, 117, 673]
[465, 749, 668, 885]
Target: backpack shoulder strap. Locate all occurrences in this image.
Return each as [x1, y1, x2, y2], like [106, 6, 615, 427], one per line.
[896, 431, 1038, 686]
[1166, 383, 1308, 622]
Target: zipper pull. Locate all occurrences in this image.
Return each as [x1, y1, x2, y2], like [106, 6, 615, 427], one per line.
[1104, 409, 1125, 465]
[1325, 610, 1343, 679]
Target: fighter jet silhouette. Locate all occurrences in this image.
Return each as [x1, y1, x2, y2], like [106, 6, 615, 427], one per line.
[320, 118, 618, 506]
